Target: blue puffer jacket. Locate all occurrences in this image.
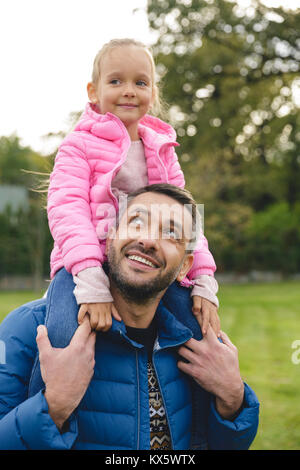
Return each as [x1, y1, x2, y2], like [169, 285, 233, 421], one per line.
[0, 297, 259, 450]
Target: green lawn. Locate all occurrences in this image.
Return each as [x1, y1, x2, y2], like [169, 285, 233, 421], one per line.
[0, 290, 44, 322]
[0, 281, 300, 450]
[218, 281, 300, 450]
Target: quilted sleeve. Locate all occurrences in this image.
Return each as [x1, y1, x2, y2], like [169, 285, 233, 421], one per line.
[47, 133, 103, 275]
[165, 146, 185, 189]
[187, 234, 217, 278]
[0, 301, 78, 449]
[207, 383, 260, 450]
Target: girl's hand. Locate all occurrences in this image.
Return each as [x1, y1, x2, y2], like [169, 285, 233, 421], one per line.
[78, 302, 122, 332]
[192, 296, 220, 337]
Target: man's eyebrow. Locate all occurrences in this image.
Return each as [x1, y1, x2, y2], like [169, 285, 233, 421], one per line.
[127, 206, 149, 216]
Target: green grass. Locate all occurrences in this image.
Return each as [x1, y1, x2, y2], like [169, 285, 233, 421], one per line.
[0, 281, 300, 450]
[0, 290, 44, 322]
[218, 281, 300, 450]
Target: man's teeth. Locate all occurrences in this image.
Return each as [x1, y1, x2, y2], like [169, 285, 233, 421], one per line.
[128, 255, 156, 268]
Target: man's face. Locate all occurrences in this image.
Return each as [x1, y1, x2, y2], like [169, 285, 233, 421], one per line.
[106, 192, 194, 303]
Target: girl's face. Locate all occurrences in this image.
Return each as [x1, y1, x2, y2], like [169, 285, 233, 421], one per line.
[88, 45, 155, 140]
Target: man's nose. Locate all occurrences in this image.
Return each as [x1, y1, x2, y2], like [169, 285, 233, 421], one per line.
[137, 236, 159, 251]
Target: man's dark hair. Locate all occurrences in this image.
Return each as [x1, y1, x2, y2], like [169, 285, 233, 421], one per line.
[123, 183, 201, 251]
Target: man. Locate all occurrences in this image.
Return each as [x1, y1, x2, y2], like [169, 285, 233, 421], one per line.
[0, 184, 259, 450]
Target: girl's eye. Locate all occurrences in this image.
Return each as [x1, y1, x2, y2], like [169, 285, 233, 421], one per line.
[110, 79, 121, 85]
[136, 80, 147, 87]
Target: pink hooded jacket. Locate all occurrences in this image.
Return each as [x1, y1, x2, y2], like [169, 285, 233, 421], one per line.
[48, 103, 216, 283]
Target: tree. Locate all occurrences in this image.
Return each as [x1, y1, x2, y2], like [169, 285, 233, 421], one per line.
[0, 135, 54, 284]
[147, 0, 300, 271]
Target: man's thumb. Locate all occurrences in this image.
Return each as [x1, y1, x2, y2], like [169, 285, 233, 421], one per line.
[36, 325, 51, 352]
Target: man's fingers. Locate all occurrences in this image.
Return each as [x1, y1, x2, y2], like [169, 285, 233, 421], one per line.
[71, 315, 92, 344]
[181, 337, 201, 354]
[177, 360, 192, 376]
[86, 330, 97, 352]
[36, 325, 52, 356]
[219, 330, 236, 349]
[178, 344, 196, 363]
[204, 324, 220, 342]
[78, 305, 88, 324]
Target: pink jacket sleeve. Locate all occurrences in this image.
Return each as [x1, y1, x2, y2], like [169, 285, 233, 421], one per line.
[188, 234, 217, 278]
[47, 134, 103, 276]
[166, 147, 217, 278]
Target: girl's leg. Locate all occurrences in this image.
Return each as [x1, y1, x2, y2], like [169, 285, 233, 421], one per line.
[28, 268, 78, 397]
[44, 268, 79, 347]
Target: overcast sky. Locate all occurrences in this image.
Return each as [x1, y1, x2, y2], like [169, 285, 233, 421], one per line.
[0, 0, 153, 154]
[0, 0, 298, 155]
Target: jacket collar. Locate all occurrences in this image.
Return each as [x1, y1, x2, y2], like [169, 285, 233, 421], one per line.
[109, 300, 193, 351]
[75, 102, 179, 151]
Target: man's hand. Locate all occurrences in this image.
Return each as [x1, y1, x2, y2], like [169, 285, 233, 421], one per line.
[192, 296, 220, 337]
[177, 326, 244, 420]
[36, 317, 96, 430]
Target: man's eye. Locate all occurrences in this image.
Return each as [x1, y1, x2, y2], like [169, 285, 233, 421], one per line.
[130, 216, 144, 227]
[162, 228, 178, 239]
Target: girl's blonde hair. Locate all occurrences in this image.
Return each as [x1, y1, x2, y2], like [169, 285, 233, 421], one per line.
[91, 38, 165, 118]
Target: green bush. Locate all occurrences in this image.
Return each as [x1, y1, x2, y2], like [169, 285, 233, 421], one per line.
[246, 203, 300, 273]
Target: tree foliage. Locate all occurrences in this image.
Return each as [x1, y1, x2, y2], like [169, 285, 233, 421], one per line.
[0, 135, 53, 282]
[147, 0, 300, 272]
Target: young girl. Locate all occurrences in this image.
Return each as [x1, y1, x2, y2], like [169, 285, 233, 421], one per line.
[47, 38, 220, 335]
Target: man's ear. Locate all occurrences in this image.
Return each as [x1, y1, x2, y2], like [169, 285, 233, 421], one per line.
[176, 253, 194, 282]
[87, 82, 98, 103]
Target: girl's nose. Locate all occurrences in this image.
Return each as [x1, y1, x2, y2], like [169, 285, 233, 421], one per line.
[123, 82, 136, 97]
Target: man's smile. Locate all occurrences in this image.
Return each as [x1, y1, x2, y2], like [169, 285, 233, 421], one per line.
[124, 248, 162, 271]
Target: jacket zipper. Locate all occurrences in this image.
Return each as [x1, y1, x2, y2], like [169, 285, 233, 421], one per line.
[120, 330, 191, 450]
[108, 145, 129, 210]
[152, 336, 193, 450]
[156, 143, 169, 182]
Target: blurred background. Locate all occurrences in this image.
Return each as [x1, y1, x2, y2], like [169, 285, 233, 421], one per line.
[0, 0, 300, 449]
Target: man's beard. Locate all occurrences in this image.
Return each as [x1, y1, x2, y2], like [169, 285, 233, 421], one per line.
[107, 244, 183, 304]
